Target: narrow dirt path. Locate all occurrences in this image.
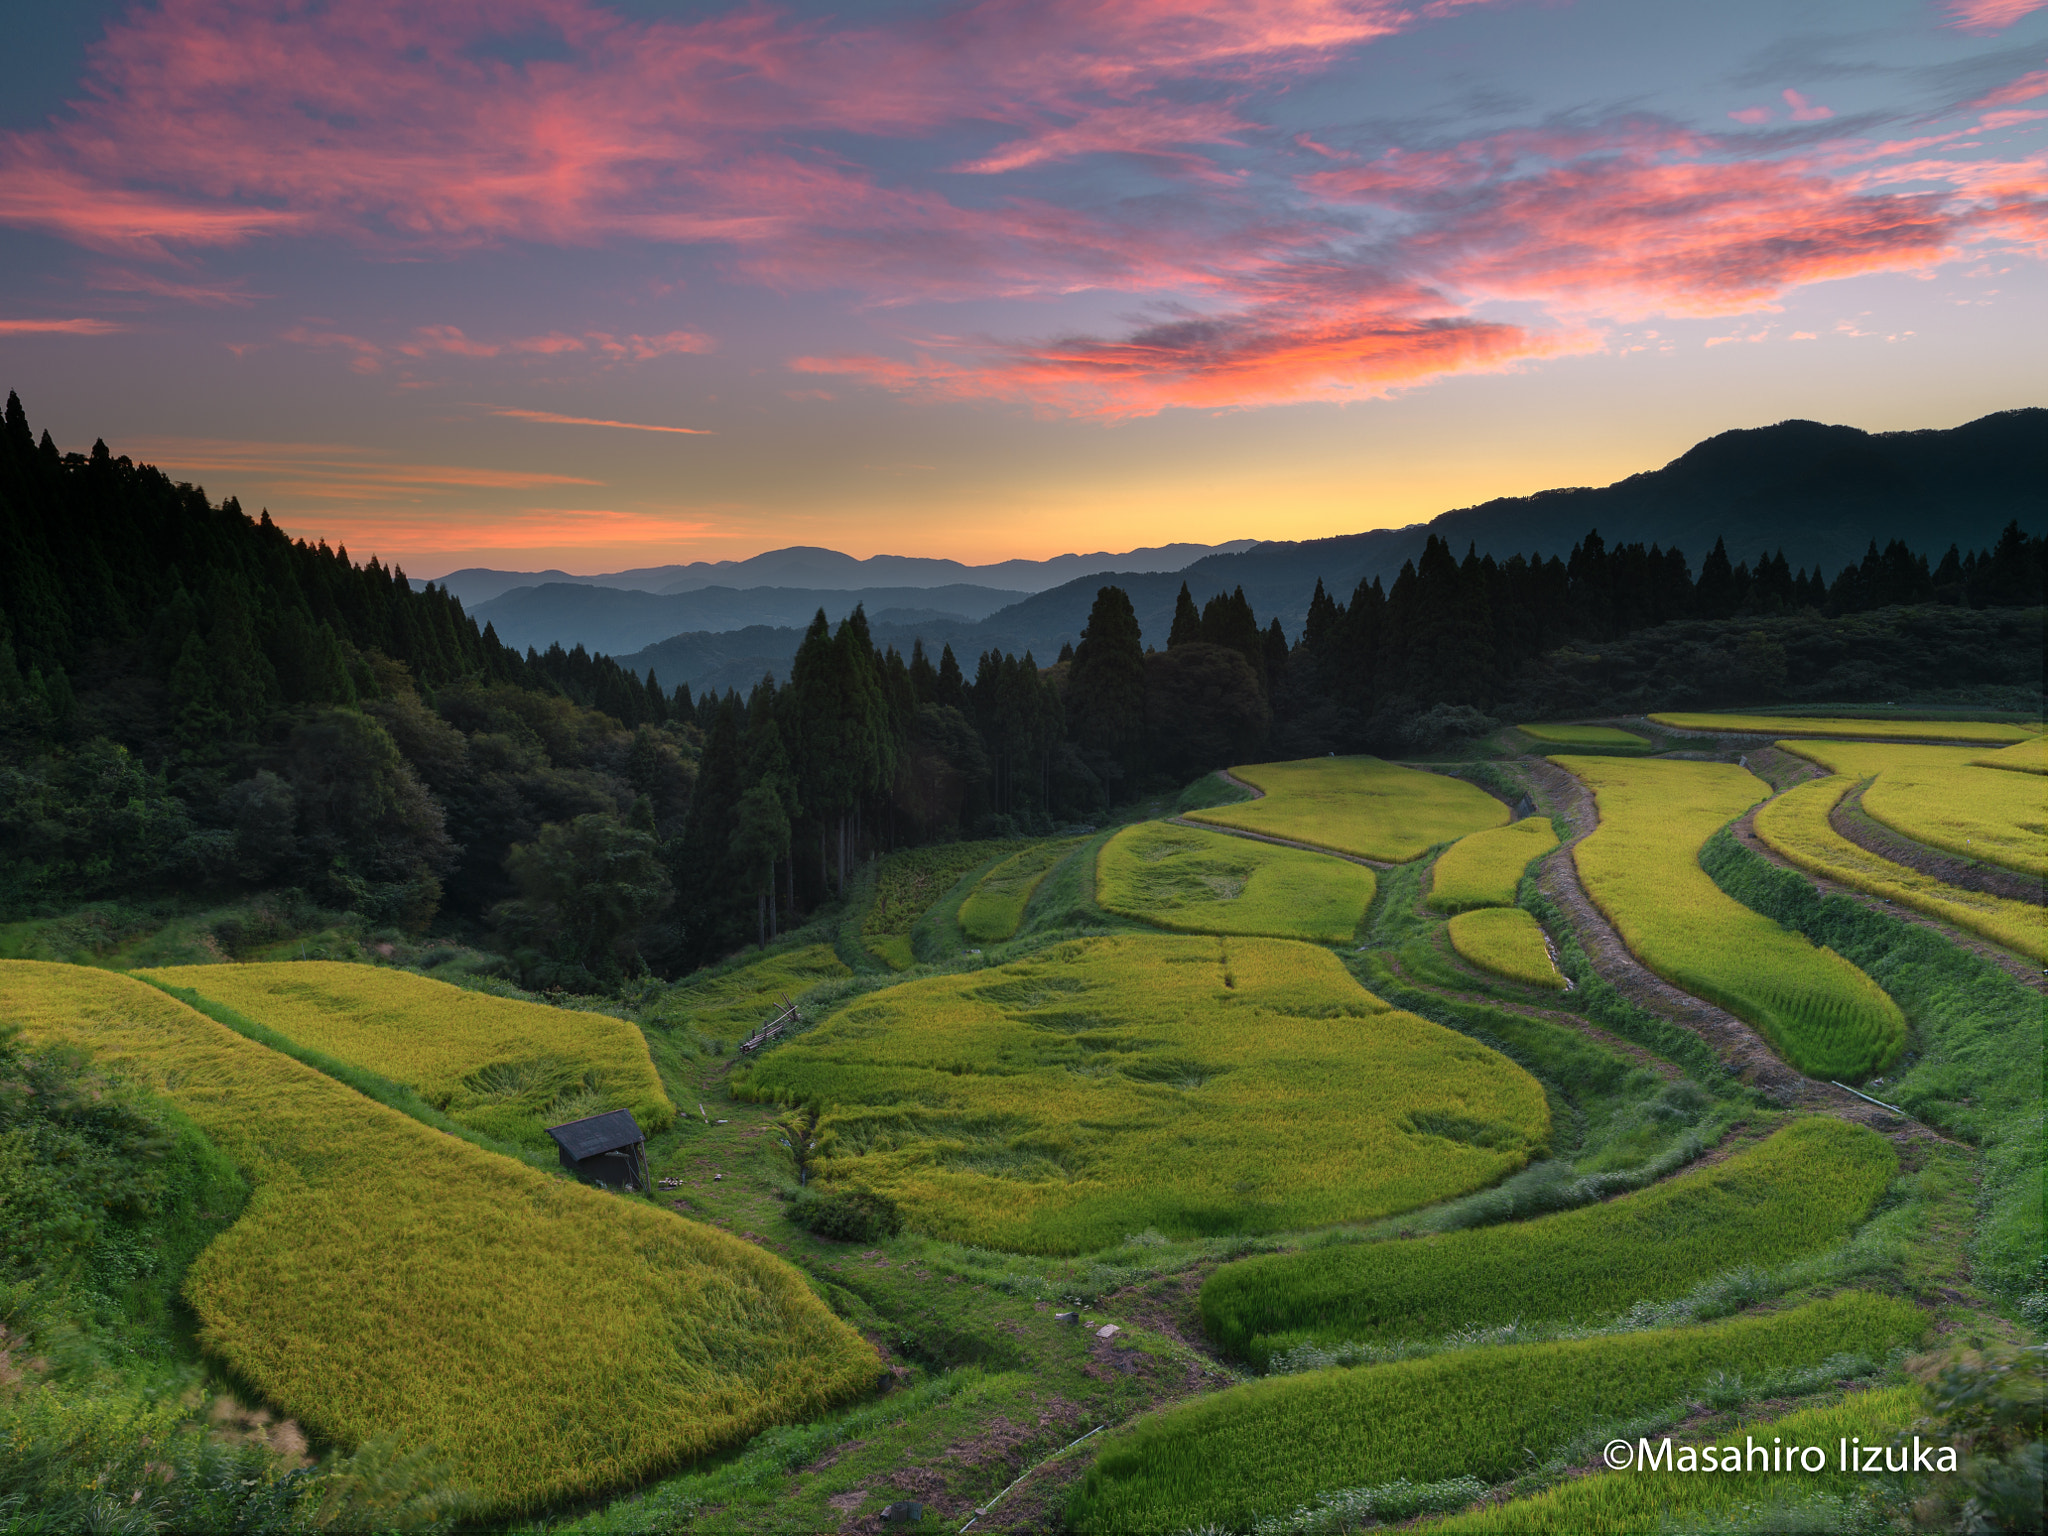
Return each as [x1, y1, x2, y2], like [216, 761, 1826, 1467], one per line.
[1827, 782, 2045, 905]
[1518, 758, 1946, 1140]
[1167, 770, 1399, 870]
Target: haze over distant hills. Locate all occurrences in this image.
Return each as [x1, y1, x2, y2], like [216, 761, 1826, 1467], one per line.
[461, 410, 2042, 697]
[421, 539, 1262, 608]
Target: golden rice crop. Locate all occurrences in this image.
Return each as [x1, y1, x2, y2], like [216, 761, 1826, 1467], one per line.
[1428, 817, 1561, 911]
[648, 943, 851, 1041]
[957, 837, 1087, 943]
[1094, 822, 1377, 943]
[734, 935, 1549, 1254]
[1446, 908, 1567, 990]
[1517, 722, 1649, 747]
[140, 962, 672, 1147]
[1556, 756, 1905, 1078]
[1185, 756, 1508, 862]
[1754, 776, 2046, 962]
[1429, 1385, 1919, 1534]
[0, 961, 882, 1513]
[1775, 739, 2048, 879]
[1969, 736, 2048, 774]
[863, 839, 1021, 965]
[1647, 711, 2033, 742]
[1068, 1290, 1924, 1534]
[1200, 1117, 1894, 1362]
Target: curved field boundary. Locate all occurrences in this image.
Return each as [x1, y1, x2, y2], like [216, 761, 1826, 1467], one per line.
[1068, 1290, 1924, 1534]
[1516, 722, 1649, 748]
[1446, 908, 1567, 991]
[1970, 736, 2048, 774]
[139, 961, 673, 1145]
[1169, 769, 1392, 869]
[1553, 755, 1905, 1081]
[1775, 739, 2047, 881]
[1428, 817, 1561, 912]
[1184, 757, 1508, 864]
[958, 837, 1088, 943]
[1096, 821, 1378, 943]
[1647, 712, 2035, 744]
[0, 961, 882, 1513]
[1753, 778, 2046, 963]
[1198, 1117, 1895, 1362]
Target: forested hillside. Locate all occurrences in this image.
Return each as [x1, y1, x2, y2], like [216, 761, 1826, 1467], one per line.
[2, 392, 2039, 984]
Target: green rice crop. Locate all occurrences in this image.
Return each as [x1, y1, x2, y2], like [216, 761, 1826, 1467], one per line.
[0, 961, 883, 1513]
[1647, 712, 2033, 742]
[139, 962, 672, 1148]
[1969, 736, 2048, 774]
[1776, 739, 2047, 879]
[1185, 757, 1508, 862]
[1446, 908, 1567, 990]
[957, 838, 1087, 943]
[1428, 1384, 1919, 1533]
[734, 934, 1549, 1253]
[1753, 776, 2045, 962]
[1199, 1118, 1894, 1363]
[1429, 818, 1561, 912]
[1517, 722, 1650, 747]
[1556, 756, 1905, 1079]
[1094, 822, 1377, 943]
[649, 943, 851, 1041]
[1069, 1290, 1923, 1534]
[862, 840, 1022, 965]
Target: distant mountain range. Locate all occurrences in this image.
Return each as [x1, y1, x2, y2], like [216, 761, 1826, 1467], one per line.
[490, 410, 2045, 697]
[420, 539, 1262, 608]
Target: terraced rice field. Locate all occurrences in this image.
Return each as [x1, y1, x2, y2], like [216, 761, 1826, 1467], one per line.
[1647, 712, 2034, 743]
[1199, 1117, 1894, 1362]
[733, 935, 1549, 1253]
[1516, 722, 1649, 747]
[1185, 757, 1508, 863]
[1428, 1385, 1920, 1534]
[141, 962, 673, 1147]
[1068, 1291, 1923, 1534]
[863, 840, 1021, 967]
[1095, 821, 1377, 943]
[1428, 817, 1561, 911]
[1446, 908, 1566, 990]
[649, 943, 851, 1041]
[957, 838, 1086, 943]
[1753, 776, 2046, 962]
[1971, 736, 2048, 774]
[1557, 755, 1906, 1079]
[0, 961, 882, 1512]
[1776, 739, 2048, 879]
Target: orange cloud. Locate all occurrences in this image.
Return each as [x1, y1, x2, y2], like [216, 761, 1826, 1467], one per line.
[488, 407, 711, 433]
[1941, 0, 2046, 32]
[0, 317, 125, 334]
[122, 436, 603, 504]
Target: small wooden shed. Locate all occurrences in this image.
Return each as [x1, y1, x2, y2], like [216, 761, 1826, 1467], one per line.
[545, 1108, 649, 1193]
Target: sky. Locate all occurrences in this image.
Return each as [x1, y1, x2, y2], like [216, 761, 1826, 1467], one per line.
[0, 0, 2043, 577]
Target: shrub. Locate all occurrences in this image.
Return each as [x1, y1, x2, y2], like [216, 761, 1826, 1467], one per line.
[786, 1186, 903, 1242]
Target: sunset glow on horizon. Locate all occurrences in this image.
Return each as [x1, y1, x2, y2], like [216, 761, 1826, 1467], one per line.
[1, 0, 2043, 574]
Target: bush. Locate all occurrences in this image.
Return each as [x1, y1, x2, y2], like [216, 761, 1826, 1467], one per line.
[787, 1186, 903, 1242]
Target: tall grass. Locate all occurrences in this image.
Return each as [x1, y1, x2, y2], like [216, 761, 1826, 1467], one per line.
[1186, 757, 1508, 862]
[957, 838, 1086, 943]
[1646, 712, 2033, 742]
[1067, 1291, 1925, 1534]
[1429, 818, 1561, 912]
[862, 840, 1023, 966]
[734, 934, 1549, 1253]
[1752, 777, 2045, 961]
[1199, 1117, 1895, 1363]
[140, 962, 673, 1148]
[1776, 739, 2048, 878]
[1095, 821, 1377, 943]
[1446, 908, 1567, 990]
[0, 961, 883, 1513]
[1556, 756, 1905, 1079]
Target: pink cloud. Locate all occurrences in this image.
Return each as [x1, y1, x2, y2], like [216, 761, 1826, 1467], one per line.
[1940, 0, 2046, 32]
[88, 267, 260, 306]
[0, 317, 125, 334]
[488, 407, 711, 433]
[1969, 68, 2048, 110]
[1782, 89, 1834, 122]
[1728, 106, 1772, 125]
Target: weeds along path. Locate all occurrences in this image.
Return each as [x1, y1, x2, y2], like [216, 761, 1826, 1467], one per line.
[1166, 770, 1398, 870]
[1519, 757, 1938, 1136]
[1729, 802, 2046, 995]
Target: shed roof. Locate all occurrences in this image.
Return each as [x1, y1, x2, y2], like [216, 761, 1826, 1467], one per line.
[545, 1108, 645, 1161]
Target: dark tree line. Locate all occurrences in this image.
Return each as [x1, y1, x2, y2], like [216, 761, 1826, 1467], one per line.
[2, 392, 2038, 982]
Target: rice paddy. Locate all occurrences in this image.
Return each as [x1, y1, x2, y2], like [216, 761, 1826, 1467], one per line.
[0, 960, 883, 1513]
[732, 935, 1550, 1253]
[957, 837, 1086, 943]
[1753, 775, 2047, 962]
[1068, 1290, 1924, 1534]
[1184, 757, 1509, 863]
[1646, 712, 2034, 742]
[1198, 1117, 1895, 1362]
[1094, 821, 1377, 943]
[863, 839, 1022, 967]
[1446, 907, 1567, 990]
[1428, 817, 1561, 911]
[1556, 755, 1906, 1079]
[1969, 735, 2048, 774]
[139, 962, 673, 1148]
[648, 943, 851, 1042]
[1775, 739, 2048, 879]
[1516, 722, 1649, 747]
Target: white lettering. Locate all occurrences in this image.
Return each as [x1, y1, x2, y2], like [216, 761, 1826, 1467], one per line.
[1637, 1438, 1673, 1472]
[1801, 1446, 1826, 1471]
[1677, 1445, 1698, 1472]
